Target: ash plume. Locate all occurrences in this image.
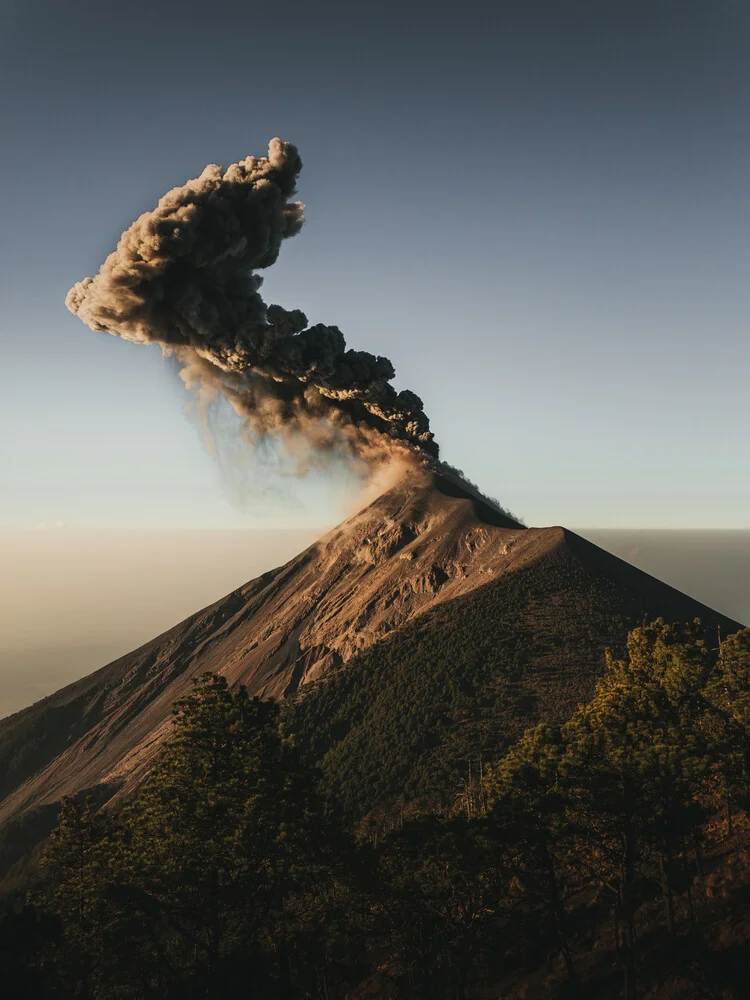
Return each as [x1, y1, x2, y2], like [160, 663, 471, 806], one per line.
[66, 139, 437, 468]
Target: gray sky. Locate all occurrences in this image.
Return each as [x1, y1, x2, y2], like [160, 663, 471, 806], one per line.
[1, 0, 748, 531]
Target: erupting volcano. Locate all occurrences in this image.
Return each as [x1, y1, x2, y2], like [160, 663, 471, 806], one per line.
[0, 466, 741, 890]
[0, 140, 742, 900]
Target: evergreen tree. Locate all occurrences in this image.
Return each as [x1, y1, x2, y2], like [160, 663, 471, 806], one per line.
[26, 625, 750, 998]
[41, 673, 355, 998]
[704, 628, 750, 826]
[485, 723, 581, 994]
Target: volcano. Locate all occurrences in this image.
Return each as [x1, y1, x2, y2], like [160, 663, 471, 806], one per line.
[0, 468, 742, 886]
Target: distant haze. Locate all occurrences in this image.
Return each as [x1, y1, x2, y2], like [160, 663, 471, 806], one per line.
[578, 529, 750, 629]
[0, 526, 747, 719]
[0, 528, 319, 718]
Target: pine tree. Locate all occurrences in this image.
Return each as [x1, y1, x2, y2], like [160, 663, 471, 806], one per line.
[485, 723, 581, 995]
[41, 673, 353, 998]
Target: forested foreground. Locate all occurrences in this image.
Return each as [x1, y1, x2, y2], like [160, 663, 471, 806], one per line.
[4, 621, 750, 998]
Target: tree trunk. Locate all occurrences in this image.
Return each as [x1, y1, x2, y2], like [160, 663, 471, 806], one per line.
[622, 822, 638, 1000]
[614, 902, 620, 960]
[538, 841, 582, 998]
[316, 963, 331, 1000]
[693, 832, 704, 878]
[206, 868, 221, 996]
[660, 850, 675, 936]
[278, 935, 293, 1000]
[682, 837, 695, 927]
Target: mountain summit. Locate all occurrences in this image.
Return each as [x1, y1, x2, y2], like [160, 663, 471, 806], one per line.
[0, 468, 742, 885]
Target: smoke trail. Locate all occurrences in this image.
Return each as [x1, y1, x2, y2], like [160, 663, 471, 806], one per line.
[66, 139, 437, 468]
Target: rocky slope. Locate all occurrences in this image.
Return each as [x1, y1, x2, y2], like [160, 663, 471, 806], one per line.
[0, 468, 742, 884]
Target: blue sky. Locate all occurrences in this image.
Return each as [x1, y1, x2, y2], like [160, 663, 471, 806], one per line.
[1, 0, 749, 529]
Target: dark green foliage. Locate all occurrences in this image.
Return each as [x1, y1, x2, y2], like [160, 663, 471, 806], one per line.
[9, 622, 750, 999]
[0, 903, 62, 997]
[285, 546, 653, 820]
[486, 621, 750, 999]
[371, 817, 511, 997]
[34, 674, 360, 998]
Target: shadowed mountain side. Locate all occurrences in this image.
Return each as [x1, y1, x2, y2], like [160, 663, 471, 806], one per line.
[0, 469, 741, 886]
[579, 528, 750, 627]
[286, 526, 745, 819]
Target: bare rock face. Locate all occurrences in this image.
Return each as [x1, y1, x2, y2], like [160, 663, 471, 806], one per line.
[0, 467, 741, 888]
[0, 470, 521, 835]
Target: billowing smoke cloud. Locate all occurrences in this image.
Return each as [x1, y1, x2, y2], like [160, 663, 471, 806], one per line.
[66, 139, 437, 468]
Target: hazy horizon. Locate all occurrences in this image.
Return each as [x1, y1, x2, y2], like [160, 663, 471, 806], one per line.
[0, 527, 320, 718]
[577, 528, 750, 629]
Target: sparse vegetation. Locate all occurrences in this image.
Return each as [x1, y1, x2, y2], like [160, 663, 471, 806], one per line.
[283, 541, 667, 821]
[6, 621, 750, 997]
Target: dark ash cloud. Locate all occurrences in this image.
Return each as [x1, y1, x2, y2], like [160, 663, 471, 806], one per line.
[66, 139, 437, 465]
